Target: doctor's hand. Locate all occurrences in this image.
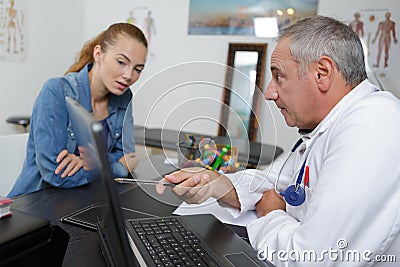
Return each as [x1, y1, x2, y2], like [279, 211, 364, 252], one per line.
[55, 149, 84, 178]
[156, 167, 216, 204]
[255, 190, 286, 217]
[156, 167, 240, 209]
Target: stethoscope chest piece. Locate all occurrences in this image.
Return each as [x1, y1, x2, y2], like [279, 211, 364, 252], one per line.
[280, 185, 306, 206]
[275, 138, 310, 207]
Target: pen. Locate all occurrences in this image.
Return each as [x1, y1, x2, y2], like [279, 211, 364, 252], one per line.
[304, 166, 310, 188]
[212, 144, 231, 170]
[114, 178, 176, 187]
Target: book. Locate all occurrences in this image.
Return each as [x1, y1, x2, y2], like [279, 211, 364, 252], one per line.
[0, 196, 13, 219]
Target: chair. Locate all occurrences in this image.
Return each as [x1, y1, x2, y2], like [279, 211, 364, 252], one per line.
[0, 133, 28, 196]
[6, 116, 31, 133]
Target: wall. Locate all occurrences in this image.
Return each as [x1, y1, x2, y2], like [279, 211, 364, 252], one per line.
[4, 0, 394, 153]
[0, 0, 84, 135]
[84, 0, 400, 152]
[83, 0, 298, 152]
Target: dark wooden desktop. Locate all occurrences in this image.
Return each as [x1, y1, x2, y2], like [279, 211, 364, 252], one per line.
[11, 183, 106, 266]
[10, 146, 280, 266]
[10, 154, 177, 266]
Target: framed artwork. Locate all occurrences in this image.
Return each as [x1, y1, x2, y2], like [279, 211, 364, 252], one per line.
[188, 0, 319, 36]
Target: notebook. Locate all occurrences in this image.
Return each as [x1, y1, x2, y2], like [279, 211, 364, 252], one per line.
[0, 210, 69, 266]
[0, 210, 49, 247]
[64, 96, 274, 267]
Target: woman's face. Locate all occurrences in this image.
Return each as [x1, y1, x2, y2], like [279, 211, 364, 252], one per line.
[96, 35, 147, 96]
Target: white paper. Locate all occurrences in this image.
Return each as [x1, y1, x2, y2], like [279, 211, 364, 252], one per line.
[164, 157, 179, 165]
[173, 198, 258, 227]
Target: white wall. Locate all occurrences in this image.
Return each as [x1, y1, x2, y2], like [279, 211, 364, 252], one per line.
[83, 0, 298, 152]
[82, 0, 400, 152]
[4, 0, 394, 153]
[0, 0, 84, 134]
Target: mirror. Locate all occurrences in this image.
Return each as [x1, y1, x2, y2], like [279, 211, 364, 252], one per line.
[218, 43, 267, 141]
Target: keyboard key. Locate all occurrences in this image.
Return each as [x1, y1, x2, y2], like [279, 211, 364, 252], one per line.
[130, 218, 219, 266]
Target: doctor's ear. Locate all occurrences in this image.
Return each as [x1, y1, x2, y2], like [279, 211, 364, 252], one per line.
[316, 56, 334, 92]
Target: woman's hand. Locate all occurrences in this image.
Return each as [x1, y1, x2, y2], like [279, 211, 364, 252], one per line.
[55, 149, 84, 178]
[118, 152, 139, 172]
[78, 146, 96, 171]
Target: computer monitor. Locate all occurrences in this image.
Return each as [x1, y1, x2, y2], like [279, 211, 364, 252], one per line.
[65, 96, 138, 266]
[65, 96, 274, 267]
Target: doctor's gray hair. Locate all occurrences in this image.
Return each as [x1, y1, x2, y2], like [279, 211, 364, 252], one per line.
[278, 15, 367, 87]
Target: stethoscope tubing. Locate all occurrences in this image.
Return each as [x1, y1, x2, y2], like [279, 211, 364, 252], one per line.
[274, 138, 304, 193]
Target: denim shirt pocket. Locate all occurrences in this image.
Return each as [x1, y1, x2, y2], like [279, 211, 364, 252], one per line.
[66, 123, 77, 153]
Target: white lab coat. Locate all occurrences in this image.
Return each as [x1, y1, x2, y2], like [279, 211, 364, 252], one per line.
[225, 80, 400, 266]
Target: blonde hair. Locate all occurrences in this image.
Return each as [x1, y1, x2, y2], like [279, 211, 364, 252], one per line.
[65, 23, 147, 74]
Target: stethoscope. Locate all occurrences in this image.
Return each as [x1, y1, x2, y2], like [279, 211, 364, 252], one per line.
[274, 138, 308, 206]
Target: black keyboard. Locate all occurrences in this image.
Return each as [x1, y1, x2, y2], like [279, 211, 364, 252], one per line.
[129, 217, 219, 267]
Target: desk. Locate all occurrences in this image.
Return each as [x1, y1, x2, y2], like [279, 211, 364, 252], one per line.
[135, 127, 284, 167]
[12, 184, 103, 266]
[10, 155, 248, 267]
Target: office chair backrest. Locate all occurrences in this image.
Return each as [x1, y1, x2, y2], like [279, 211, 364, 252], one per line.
[0, 133, 28, 196]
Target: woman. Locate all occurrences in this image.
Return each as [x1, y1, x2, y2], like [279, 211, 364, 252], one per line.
[8, 23, 147, 197]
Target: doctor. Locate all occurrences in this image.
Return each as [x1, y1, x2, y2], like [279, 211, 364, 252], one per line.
[158, 15, 400, 266]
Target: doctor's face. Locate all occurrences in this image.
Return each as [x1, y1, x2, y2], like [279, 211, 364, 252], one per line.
[264, 38, 319, 130]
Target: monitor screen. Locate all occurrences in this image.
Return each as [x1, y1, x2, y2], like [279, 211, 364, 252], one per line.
[65, 96, 138, 266]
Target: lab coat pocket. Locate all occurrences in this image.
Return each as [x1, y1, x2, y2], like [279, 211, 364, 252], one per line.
[301, 187, 314, 218]
[304, 186, 313, 207]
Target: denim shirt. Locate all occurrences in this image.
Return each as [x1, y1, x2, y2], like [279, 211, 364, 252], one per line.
[8, 63, 135, 197]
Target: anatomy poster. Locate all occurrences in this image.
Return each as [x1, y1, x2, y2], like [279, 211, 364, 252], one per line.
[126, 6, 157, 56]
[0, 0, 27, 61]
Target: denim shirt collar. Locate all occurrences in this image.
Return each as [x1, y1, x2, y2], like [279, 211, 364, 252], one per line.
[74, 63, 92, 111]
